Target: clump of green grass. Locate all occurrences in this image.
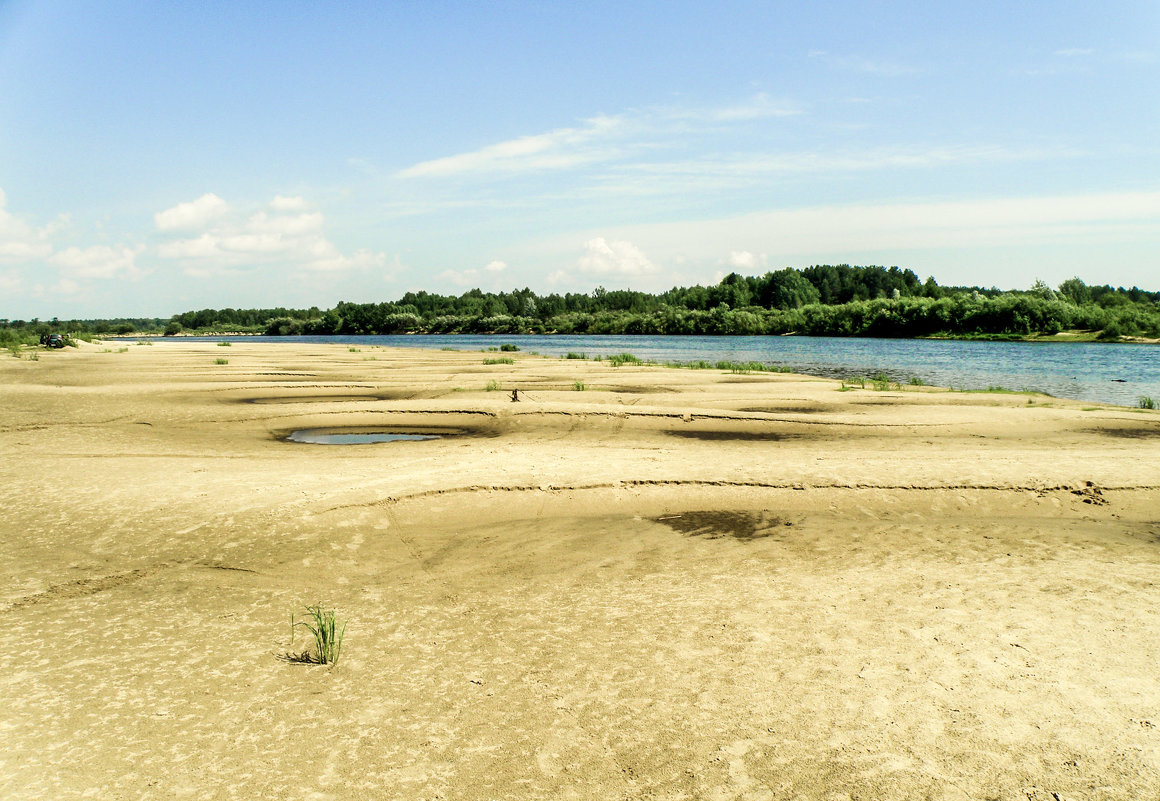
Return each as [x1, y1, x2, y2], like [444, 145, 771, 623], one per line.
[440, 347, 456, 351]
[841, 375, 867, 390]
[500, 343, 519, 352]
[1141, 396, 1156, 410]
[908, 376, 925, 386]
[485, 380, 501, 391]
[217, 341, 231, 347]
[573, 381, 586, 391]
[712, 360, 790, 374]
[290, 605, 346, 666]
[483, 357, 514, 365]
[349, 347, 361, 352]
[28, 352, 39, 361]
[564, 352, 587, 360]
[214, 357, 228, 365]
[871, 373, 892, 391]
[608, 353, 642, 367]
[136, 339, 153, 346]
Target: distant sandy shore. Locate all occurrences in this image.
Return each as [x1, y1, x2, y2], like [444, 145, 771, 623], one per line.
[3, 340, 1159, 800]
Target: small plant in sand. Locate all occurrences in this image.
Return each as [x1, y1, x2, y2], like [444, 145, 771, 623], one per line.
[289, 605, 346, 665]
[908, 376, 925, 386]
[482, 357, 514, 365]
[214, 357, 228, 365]
[217, 341, 231, 347]
[28, 352, 39, 361]
[871, 373, 892, 391]
[1141, 396, 1156, 410]
[349, 347, 361, 352]
[564, 352, 587, 360]
[485, 380, 501, 391]
[499, 343, 520, 352]
[573, 381, 586, 391]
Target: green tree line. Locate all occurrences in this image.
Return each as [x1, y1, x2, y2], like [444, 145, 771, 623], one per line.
[3, 265, 1158, 341]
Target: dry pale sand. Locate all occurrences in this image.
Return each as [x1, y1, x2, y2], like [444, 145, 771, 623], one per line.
[2, 340, 1159, 801]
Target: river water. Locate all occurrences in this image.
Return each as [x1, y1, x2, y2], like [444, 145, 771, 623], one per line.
[178, 334, 1158, 407]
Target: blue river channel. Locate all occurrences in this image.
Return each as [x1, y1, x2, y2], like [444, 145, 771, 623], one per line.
[177, 334, 1158, 407]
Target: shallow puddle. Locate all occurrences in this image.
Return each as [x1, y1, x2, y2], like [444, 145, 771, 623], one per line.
[287, 429, 445, 444]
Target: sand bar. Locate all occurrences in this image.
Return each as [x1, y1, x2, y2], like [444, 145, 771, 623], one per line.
[3, 340, 1160, 800]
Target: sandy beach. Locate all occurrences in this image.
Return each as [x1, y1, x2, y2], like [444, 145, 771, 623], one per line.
[3, 340, 1159, 801]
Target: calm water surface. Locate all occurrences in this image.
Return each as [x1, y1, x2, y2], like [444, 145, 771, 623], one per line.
[181, 334, 1158, 407]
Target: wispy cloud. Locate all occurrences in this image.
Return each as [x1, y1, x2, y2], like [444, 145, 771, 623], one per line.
[573, 190, 1160, 265]
[396, 96, 801, 180]
[808, 50, 918, 76]
[398, 115, 625, 178]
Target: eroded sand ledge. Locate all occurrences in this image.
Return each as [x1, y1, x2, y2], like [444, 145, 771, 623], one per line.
[2, 340, 1159, 800]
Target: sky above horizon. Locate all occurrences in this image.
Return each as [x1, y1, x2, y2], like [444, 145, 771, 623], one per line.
[1, 0, 1158, 319]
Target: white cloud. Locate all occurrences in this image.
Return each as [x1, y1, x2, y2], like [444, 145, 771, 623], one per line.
[50, 244, 145, 280]
[439, 259, 508, 286]
[154, 193, 229, 231]
[0, 188, 53, 262]
[577, 237, 659, 276]
[726, 250, 763, 270]
[154, 194, 387, 276]
[270, 195, 310, 212]
[51, 278, 81, 295]
[0, 269, 22, 294]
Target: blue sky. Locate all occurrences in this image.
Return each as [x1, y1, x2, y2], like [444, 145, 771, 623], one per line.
[1, 0, 1157, 319]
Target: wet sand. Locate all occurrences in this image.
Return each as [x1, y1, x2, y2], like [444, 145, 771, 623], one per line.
[2, 340, 1159, 800]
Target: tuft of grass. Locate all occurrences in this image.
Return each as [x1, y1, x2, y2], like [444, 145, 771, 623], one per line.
[573, 381, 586, 391]
[483, 357, 514, 365]
[564, 352, 587, 360]
[217, 341, 231, 347]
[1141, 396, 1156, 410]
[871, 373, 892, 391]
[28, 352, 39, 361]
[485, 380, 501, 391]
[290, 605, 346, 666]
[908, 376, 925, 386]
[349, 347, 361, 352]
[136, 339, 153, 345]
[608, 353, 642, 367]
[214, 357, 229, 365]
[440, 347, 456, 351]
[842, 376, 867, 390]
[499, 343, 519, 352]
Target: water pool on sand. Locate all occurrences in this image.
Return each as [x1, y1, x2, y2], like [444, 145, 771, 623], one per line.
[287, 429, 443, 444]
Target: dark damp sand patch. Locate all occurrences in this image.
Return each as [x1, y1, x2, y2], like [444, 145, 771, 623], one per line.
[741, 405, 834, 415]
[665, 429, 800, 442]
[1087, 426, 1160, 439]
[653, 510, 792, 540]
[286, 428, 449, 444]
[244, 392, 415, 404]
[607, 386, 676, 394]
